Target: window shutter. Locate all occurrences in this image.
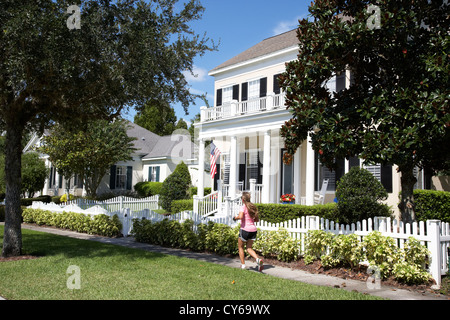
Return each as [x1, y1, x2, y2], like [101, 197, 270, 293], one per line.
[349, 157, 360, 169]
[155, 166, 160, 182]
[241, 82, 248, 101]
[110, 165, 116, 190]
[336, 73, 346, 92]
[259, 77, 267, 98]
[216, 89, 222, 106]
[232, 84, 239, 101]
[380, 165, 393, 193]
[273, 74, 281, 94]
[126, 166, 133, 190]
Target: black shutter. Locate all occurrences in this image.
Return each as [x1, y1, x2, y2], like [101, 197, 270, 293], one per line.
[241, 82, 248, 101]
[349, 157, 360, 169]
[232, 84, 239, 101]
[110, 165, 116, 190]
[259, 77, 267, 98]
[273, 74, 281, 94]
[126, 166, 133, 190]
[335, 158, 345, 186]
[336, 73, 346, 92]
[216, 89, 222, 106]
[380, 165, 393, 193]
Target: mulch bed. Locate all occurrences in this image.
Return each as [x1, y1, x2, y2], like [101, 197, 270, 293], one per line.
[0, 255, 41, 262]
[257, 256, 449, 298]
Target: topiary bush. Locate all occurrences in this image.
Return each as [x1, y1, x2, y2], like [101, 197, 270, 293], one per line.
[159, 161, 191, 212]
[134, 181, 163, 197]
[336, 167, 392, 224]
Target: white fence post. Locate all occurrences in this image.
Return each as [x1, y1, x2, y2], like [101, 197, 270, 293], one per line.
[427, 220, 441, 287]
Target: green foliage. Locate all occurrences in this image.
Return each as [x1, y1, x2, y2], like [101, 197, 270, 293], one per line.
[59, 194, 75, 203]
[159, 161, 191, 212]
[134, 181, 163, 197]
[256, 203, 337, 224]
[188, 186, 212, 197]
[303, 230, 431, 284]
[21, 152, 49, 198]
[254, 228, 301, 262]
[414, 189, 450, 222]
[279, 0, 450, 223]
[336, 167, 391, 224]
[22, 208, 122, 237]
[134, 101, 178, 136]
[171, 199, 194, 213]
[40, 119, 137, 197]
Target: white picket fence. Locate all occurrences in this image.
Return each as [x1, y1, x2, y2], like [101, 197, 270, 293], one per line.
[254, 215, 450, 287]
[28, 200, 449, 286]
[65, 195, 160, 212]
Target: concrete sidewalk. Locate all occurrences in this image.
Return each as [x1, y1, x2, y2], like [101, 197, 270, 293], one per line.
[2, 223, 448, 301]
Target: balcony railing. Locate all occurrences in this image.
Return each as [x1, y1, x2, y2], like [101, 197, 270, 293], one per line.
[200, 92, 285, 122]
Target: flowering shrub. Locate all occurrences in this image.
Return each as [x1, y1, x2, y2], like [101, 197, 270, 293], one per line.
[254, 228, 301, 262]
[280, 193, 296, 202]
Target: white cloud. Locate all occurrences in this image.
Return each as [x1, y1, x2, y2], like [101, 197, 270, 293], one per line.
[272, 15, 307, 35]
[183, 65, 208, 83]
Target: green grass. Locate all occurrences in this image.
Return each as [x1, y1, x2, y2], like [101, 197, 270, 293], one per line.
[0, 226, 383, 300]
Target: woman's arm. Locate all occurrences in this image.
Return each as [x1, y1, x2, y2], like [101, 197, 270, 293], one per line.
[233, 210, 244, 221]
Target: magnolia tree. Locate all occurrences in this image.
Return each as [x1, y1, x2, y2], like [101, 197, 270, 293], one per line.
[0, 0, 216, 257]
[279, 0, 449, 223]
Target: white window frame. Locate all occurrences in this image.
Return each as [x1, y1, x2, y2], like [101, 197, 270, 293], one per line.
[115, 166, 127, 189]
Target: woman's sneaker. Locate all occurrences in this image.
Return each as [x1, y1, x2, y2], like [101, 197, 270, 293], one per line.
[256, 258, 264, 272]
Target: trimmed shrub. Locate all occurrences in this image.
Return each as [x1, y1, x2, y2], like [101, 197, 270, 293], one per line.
[336, 167, 392, 224]
[159, 161, 191, 212]
[414, 189, 450, 222]
[256, 203, 337, 224]
[188, 187, 212, 197]
[134, 181, 163, 197]
[171, 199, 194, 213]
[22, 208, 122, 237]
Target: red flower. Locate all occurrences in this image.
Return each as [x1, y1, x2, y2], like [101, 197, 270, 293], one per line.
[402, 49, 407, 55]
[319, 149, 324, 155]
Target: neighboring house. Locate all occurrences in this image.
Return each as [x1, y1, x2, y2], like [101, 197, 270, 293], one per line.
[195, 29, 445, 217]
[24, 121, 209, 197]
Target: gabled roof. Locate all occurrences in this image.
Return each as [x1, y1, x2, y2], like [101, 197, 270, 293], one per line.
[125, 121, 161, 156]
[209, 29, 299, 74]
[142, 133, 196, 160]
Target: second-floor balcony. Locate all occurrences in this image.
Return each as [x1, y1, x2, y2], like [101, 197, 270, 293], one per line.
[200, 92, 286, 123]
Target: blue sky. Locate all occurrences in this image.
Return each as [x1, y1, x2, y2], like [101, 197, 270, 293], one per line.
[122, 0, 311, 125]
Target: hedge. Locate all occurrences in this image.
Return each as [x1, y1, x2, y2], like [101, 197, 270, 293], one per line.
[256, 203, 338, 224]
[171, 199, 194, 214]
[22, 208, 122, 237]
[414, 189, 450, 222]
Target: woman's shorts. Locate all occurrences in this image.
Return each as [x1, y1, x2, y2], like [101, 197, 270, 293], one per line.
[239, 229, 257, 242]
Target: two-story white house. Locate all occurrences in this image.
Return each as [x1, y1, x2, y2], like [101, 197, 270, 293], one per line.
[194, 29, 441, 218]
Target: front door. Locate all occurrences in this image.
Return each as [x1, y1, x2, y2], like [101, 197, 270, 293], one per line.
[281, 149, 294, 197]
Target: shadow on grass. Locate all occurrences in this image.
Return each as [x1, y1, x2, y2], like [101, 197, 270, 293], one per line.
[0, 226, 168, 262]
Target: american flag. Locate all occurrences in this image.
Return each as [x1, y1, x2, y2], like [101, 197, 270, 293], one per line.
[210, 142, 221, 179]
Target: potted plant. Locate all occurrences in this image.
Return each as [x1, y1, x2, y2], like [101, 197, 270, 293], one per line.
[280, 193, 295, 204]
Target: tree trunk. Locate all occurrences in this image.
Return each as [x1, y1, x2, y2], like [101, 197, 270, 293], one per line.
[398, 165, 417, 224]
[2, 120, 24, 257]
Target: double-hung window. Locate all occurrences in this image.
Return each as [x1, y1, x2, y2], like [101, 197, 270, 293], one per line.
[148, 166, 160, 182]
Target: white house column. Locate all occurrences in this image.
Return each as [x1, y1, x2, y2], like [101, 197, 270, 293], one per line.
[229, 135, 238, 198]
[293, 146, 301, 204]
[42, 159, 50, 195]
[197, 138, 205, 196]
[262, 130, 271, 203]
[305, 134, 315, 205]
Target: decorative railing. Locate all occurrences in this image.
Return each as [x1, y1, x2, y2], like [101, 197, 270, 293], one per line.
[201, 92, 286, 122]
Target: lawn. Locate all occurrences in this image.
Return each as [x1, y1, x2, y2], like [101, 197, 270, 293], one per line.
[0, 226, 383, 300]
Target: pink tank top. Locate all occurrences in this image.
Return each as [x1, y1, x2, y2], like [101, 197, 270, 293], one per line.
[240, 205, 257, 232]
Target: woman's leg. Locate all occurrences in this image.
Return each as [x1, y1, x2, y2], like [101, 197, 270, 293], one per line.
[238, 237, 246, 265]
[245, 240, 259, 260]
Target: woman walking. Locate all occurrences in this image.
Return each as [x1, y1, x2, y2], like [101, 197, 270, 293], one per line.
[233, 192, 264, 271]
